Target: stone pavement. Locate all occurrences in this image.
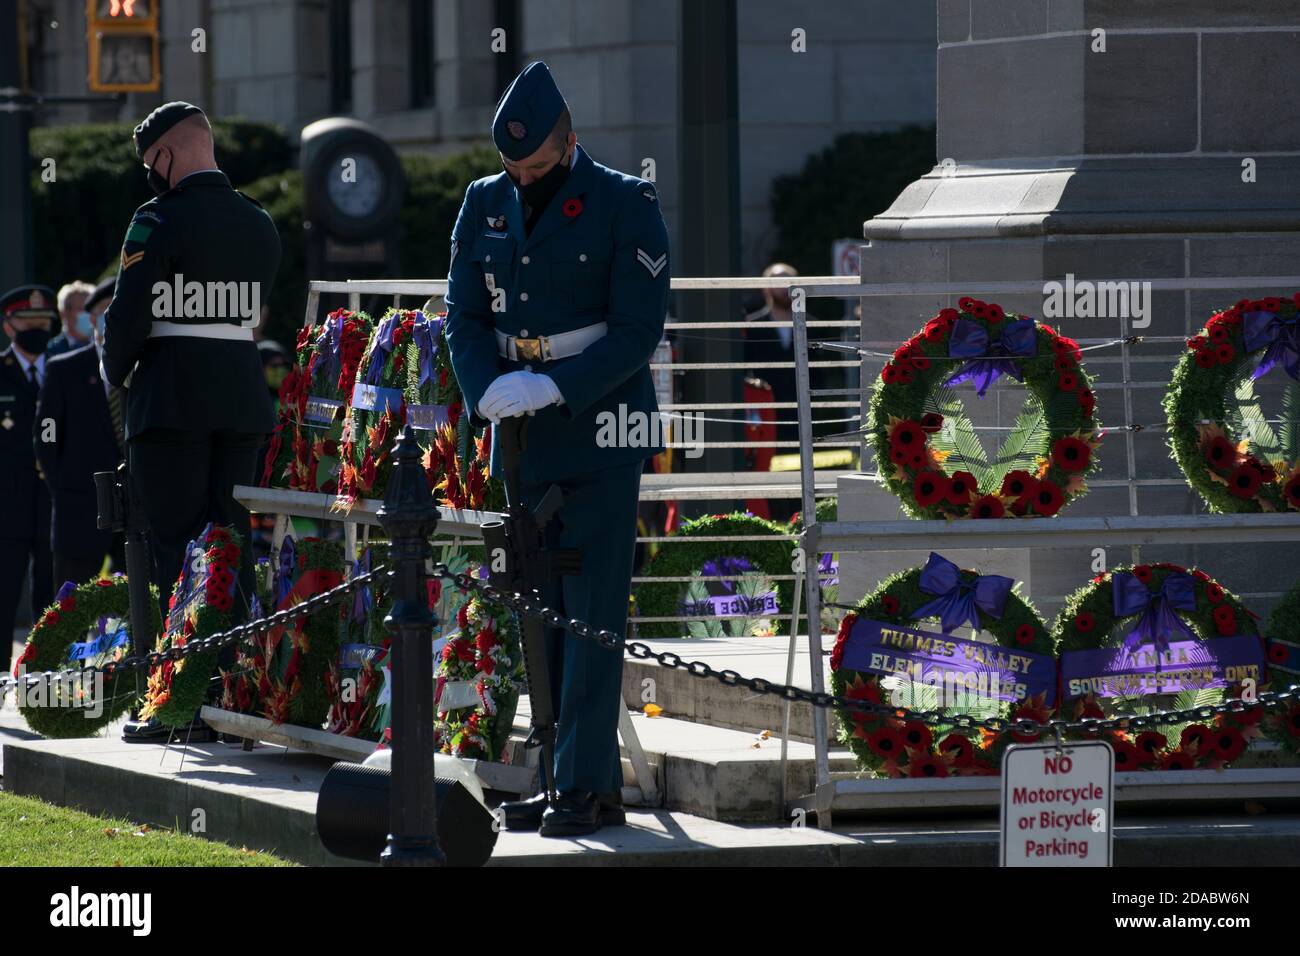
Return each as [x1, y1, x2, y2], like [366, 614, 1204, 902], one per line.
[3, 707, 1298, 867]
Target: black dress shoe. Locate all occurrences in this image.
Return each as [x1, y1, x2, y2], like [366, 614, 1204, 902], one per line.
[120, 716, 172, 743]
[501, 790, 625, 832]
[539, 791, 626, 838]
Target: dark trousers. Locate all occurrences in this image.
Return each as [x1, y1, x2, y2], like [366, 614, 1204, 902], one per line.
[0, 527, 52, 674]
[127, 428, 263, 632]
[523, 460, 642, 795]
[53, 535, 125, 592]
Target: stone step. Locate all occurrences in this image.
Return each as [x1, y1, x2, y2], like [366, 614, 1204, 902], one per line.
[509, 695, 858, 823]
[619, 636, 828, 742]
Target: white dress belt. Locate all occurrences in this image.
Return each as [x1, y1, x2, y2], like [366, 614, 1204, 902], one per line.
[495, 321, 607, 361]
[149, 321, 255, 342]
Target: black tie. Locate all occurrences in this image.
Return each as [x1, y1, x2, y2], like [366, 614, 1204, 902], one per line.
[26, 363, 37, 394]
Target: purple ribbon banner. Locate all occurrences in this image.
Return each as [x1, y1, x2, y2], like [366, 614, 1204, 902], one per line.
[678, 591, 779, 619]
[304, 396, 342, 425]
[839, 617, 1057, 706]
[1242, 310, 1300, 381]
[351, 382, 404, 416]
[338, 643, 384, 669]
[406, 402, 450, 432]
[1060, 636, 1265, 700]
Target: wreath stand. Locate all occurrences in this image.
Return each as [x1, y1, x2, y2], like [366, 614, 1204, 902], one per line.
[220, 280, 660, 806]
[787, 275, 1300, 828]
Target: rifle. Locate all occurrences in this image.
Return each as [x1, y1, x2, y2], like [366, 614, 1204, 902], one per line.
[93, 462, 156, 659]
[479, 416, 582, 804]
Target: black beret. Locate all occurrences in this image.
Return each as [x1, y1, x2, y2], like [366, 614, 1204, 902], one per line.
[134, 101, 206, 160]
[0, 284, 58, 320]
[85, 276, 116, 312]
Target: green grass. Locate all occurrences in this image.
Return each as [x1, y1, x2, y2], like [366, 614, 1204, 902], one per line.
[0, 791, 295, 867]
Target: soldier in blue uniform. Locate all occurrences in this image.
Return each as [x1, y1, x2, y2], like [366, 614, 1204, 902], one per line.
[445, 61, 670, 837]
[0, 285, 56, 674]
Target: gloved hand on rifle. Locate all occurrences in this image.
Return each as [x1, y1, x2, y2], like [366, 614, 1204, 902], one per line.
[477, 370, 564, 422]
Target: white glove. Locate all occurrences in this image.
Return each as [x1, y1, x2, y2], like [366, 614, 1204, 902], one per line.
[476, 371, 564, 422]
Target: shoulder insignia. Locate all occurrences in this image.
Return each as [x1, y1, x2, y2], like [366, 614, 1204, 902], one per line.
[134, 209, 163, 225]
[121, 247, 146, 271]
[636, 248, 667, 278]
[641, 186, 657, 203]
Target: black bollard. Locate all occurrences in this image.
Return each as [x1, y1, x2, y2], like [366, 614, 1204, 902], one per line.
[376, 425, 444, 866]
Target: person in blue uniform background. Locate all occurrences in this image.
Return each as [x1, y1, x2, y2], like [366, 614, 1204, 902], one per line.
[445, 61, 670, 837]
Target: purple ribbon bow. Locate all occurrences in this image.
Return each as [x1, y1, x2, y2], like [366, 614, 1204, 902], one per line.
[943, 317, 1038, 397]
[1111, 571, 1198, 656]
[1242, 310, 1300, 381]
[701, 556, 754, 595]
[313, 317, 343, 390]
[412, 311, 443, 392]
[911, 552, 1013, 634]
[363, 313, 401, 386]
[352, 547, 373, 624]
[276, 536, 296, 606]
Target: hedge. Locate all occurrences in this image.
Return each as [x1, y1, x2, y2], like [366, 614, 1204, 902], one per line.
[29, 119, 292, 290]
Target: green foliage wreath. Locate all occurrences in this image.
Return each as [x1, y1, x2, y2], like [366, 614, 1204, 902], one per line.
[868, 298, 1101, 519]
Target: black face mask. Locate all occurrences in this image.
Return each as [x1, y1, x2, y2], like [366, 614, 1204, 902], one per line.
[146, 149, 173, 196]
[13, 327, 51, 355]
[509, 148, 571, 212]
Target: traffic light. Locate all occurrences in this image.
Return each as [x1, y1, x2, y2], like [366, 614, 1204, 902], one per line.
[86, 0, 159, 93]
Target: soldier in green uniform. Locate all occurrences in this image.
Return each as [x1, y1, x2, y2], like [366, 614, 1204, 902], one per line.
[445, 62, 671, 836]
[102, 103, 280, 737]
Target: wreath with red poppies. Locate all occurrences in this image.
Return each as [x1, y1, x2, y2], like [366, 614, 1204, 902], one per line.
[1262, 580, 1300, 758]
[868, 298, 1101, 519]
[141, 525, 241, 727]
[1050, 563, 1285, 771]
[828, 558, 1050, 778]
[15, 576, 161, 738]
[1165, 296, 1300, 513]
[220, 536, 345, 729]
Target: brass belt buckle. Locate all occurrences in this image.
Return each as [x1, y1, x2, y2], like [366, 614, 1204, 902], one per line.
[514, 336, 542, 362]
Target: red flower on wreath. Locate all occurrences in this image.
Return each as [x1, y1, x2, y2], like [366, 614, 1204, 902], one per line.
[902, 721, 932, 751]
[59, 596, 75, 613]
[1058, 371, 1078, 392]
[562, 198, 583, 218]
[1267, 642, 1289, 665]
[913, 471, 945, 507]
[1031, 479, 1065, 516]
[1111, 739, 1140, 771]
[880, 594, 900, 615]
[867, 726, 905, 759]
[986, 303, 1005, 323]
[842, 675, 882, 723]
[889, 420, 923, 453]
[1212, 604, 1236, 635]
[1078, 388, 1096, 417]
[1202, 436, 1237, 470]
[1074, 612, 1095, 632]
[1160, 751, 1195, 770]
[1001, 470, 1035, 500]
[1206, 582, 1224, 603]
[1014, 623, 1036, 646]
[908, 753, 949, 778]
[1052, 436, 1091, 472]
[920, 412, 944, 433]
[1209, 726, 1246, 762]
[1181, 724, 1213, 753]
[1132, 564, 1152, 584]
[1215, 343, 1235, 364]
[1134, 732, 1166, 764]
[946, 471, 977, 505]
[971, 495, 1005, 519]
[1226, 463, 1262, 499]
[938, 734, 974, 767]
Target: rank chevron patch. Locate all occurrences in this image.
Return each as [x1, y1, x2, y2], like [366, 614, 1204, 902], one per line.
[636, 248, 667, 278]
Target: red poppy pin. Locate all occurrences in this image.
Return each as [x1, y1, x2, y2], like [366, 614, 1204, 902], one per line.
[562, 197, 583, 218]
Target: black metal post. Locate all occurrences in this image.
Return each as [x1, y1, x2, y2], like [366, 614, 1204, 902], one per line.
[0, 0, 34, 292]
[677, 0, 743, 515]
[377, 426, 443, 866]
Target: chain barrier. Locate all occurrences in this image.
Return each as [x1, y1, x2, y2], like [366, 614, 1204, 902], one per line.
[0, 566, 385, 697]
[4, 559, 1296, 743]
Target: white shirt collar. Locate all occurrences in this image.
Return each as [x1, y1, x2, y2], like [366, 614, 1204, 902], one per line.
[13, 349, 45, 379]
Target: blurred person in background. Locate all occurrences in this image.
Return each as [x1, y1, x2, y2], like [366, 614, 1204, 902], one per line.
[36, 278, 127, 588]
[47, 280, 97, 358]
